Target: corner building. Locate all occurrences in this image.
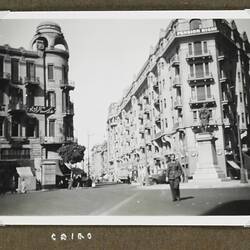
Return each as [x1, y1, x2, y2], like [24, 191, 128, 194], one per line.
[0, 22, 75, 190]
[107, 19, 250, 183]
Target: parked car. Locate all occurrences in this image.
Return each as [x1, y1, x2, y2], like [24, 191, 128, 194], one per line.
[149, 169, 167, 184]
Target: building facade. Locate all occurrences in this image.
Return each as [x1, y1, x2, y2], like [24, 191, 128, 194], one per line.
[91, 141, 110, 180]
[0, 22, 75, 190]
[107, 19, 250, 183]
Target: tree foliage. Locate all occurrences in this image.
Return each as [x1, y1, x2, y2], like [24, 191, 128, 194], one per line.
[58, 143, 86, 164]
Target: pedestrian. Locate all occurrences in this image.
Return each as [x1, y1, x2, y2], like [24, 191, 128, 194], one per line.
[20, 178, 27, 194]
[10, 176, 16, 194]
[68, 177, 73, 190]
[166, 154, 184, 202]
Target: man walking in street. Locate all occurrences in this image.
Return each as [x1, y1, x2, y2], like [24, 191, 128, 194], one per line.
[166, 154, 184, 202]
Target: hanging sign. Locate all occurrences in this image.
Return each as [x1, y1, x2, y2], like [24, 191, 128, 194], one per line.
[26, 106, 55, 115]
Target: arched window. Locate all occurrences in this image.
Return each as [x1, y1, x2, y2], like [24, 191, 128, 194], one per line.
[190, 19, 201, 30]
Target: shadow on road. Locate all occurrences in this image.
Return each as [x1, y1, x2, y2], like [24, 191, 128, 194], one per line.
[180, 196, 194, 201]
[203, 200, 250, 215]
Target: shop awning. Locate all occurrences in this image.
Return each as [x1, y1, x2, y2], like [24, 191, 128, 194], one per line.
[56, 164, 64, 176]
[16, 167, 34, 177]
[227, 161, 240, 170]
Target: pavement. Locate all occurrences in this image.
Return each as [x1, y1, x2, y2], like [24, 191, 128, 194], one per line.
[135, 180, 250, 190]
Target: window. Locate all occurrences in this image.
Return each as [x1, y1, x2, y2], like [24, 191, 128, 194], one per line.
[0, 56, 3, 77]
[203, 41, 208, 54]
[164, 98, 166, 108]
[26, 61, 36, 80]
[1, 148, 30, 160]
[62, 65, 67, 83]
[205, 63, 209, 75]
[49, 120, 55, 137]
[193, 111, 197, 121]
[190, 19, 201, 30]
[240, 92, 243, 102]
[0, 119, 3, 136]
[195, 63, 204, 78]
[11, 120, 19, 137]
[48, 64, 54, 80]
[197, 85, 206, 101]
[191, 86, 196, 99]
[207, 85, 211, 98]
[0, 89, 4, 105]
[26, 123, 35, 137]
[48, 92, 56, 107]
[11, 58, 19, 82]
[188, 43, 192, 55]
[165, 118, 168, 128]
[238, 72, 241, 82]
[209, 110, 213, 119]
[194, 41, 202, 55]
[190, 64, 194, 77]
[242, 113, 245, 123]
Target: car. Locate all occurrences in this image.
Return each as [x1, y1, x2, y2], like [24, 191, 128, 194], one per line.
[148, 169, 167, 184]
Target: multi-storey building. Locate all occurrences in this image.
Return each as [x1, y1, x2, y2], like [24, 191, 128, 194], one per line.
[107, 19, 250, 183]
[91, 141, 110, 180]
[0, 22, 75, 190]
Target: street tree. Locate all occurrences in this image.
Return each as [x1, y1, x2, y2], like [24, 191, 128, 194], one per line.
[58, 143, 86, 165]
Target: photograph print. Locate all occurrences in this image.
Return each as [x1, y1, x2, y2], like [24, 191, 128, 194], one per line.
[0, 12, 250, 223]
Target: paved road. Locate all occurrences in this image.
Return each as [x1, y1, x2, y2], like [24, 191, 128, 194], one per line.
[0, 184, 250, 216]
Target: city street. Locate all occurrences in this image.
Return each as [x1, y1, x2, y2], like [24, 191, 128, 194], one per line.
[0, 183, 250, 216]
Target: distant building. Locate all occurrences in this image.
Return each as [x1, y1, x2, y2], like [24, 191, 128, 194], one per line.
[0, 22, 75, 190]
[107, 19, 250, 183]
[91, 141, 110, 179]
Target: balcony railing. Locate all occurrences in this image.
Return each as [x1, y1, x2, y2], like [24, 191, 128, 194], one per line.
[60, 80, 75, 91]
[24, 76, 40, 87]
[219, 73, 229, 83]
[192, 118, 217, 128]
[8, 103, 26, 113]
[188, 73, 214, 84]
[189, 96, 216, 108]
[172, 76, 181, 88]
[170, 55, 180, 67]
[186, 51, 212, 62]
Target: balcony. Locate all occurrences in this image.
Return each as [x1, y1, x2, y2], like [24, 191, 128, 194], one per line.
[174, 98, 183, 109]
[192, 118, 217, 128]
[188, 73, 214, 84]
[0, 72, 11, 83]
[186, 51, 212, 62]
[170, 55, 180, 67]
[189, 96, 216, 108]
[0, 104, 6, 116]
[24, 76, 40, 88]
[8, 103, 26, 114]
[60, 80, 75, 91]
[172, 76, 181, 88]
[40, 136, 76, 145]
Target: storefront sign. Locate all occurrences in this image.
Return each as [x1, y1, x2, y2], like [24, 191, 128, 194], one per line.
[27, 106, 55, 115]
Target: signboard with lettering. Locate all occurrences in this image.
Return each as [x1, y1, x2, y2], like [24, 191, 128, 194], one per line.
[27, 106, 56, 115]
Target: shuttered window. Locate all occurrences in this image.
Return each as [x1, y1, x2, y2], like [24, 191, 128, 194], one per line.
[48, 64, 54, 80]
[195, 63, 204, 78]
[197, 85, 206, 101]
[26, 61, 36, 80]
[194, 41, 202, 55]
[49, 120, 55, 137]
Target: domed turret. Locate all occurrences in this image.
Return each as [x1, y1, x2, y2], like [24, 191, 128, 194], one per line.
[30, 21, 68, 52]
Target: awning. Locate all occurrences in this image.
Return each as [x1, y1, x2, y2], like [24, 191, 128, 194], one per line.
[56, 164, 64, 176]
[16, 167, 34, 177]
[227, 161, 240, 170]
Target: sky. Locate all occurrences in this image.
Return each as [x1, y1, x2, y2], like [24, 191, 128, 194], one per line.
[0, 16, 250, 157]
